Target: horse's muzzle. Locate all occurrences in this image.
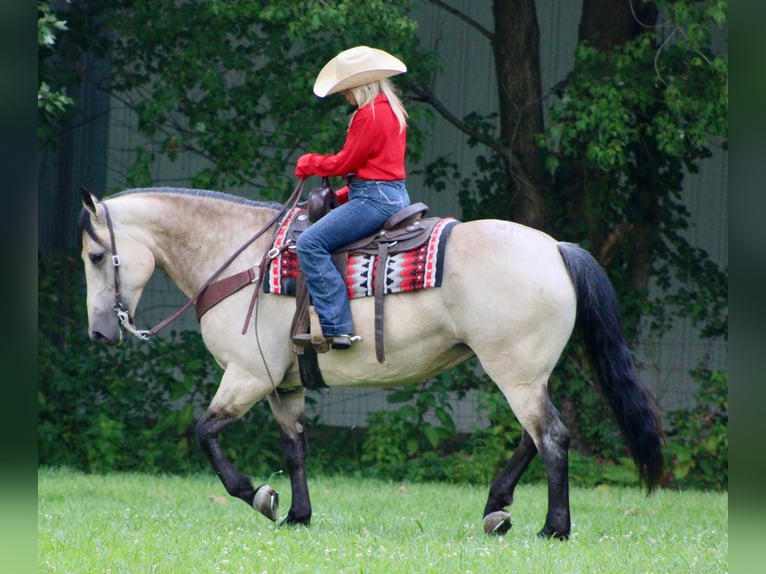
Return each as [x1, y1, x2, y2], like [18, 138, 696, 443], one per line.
[89, 325, 123, 346]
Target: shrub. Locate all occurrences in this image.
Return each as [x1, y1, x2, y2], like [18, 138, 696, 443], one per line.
[664, 367, 728, 490]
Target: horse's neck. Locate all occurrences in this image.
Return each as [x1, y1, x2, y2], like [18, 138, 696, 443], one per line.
[116, 193, 277, 297]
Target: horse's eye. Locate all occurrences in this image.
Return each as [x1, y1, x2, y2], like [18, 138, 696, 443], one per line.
[89, 252, 106, 265]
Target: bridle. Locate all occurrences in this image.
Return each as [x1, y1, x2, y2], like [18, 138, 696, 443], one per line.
[98, 180, 306, 341]
[100, 199, 151, 340]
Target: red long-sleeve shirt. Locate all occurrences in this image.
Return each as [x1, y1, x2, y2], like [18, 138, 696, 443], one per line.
[296, 93, 407, 181]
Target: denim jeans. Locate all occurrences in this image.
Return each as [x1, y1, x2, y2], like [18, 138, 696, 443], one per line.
[295, 180, 410, 336]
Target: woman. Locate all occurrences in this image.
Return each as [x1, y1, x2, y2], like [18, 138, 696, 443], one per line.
[294, 45, 411, 350]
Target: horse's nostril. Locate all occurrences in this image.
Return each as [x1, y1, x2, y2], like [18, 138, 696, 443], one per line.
[91, 330, 120, 345]
[91, 330, 109, 343]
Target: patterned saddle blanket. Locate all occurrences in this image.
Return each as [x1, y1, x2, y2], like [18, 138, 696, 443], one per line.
[262, 207, 459, 299]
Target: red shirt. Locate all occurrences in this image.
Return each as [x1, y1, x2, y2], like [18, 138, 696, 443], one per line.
[297, 93, 406, 181]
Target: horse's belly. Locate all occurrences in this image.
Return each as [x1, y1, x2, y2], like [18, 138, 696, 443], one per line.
[318, 342, 474, 388]
[316, 290, 472, 386]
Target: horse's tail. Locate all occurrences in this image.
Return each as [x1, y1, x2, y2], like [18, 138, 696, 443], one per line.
[556, 242, 664, 492]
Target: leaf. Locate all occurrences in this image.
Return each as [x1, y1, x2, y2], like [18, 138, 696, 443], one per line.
[387, 389, 415, 404]
[422, 425, 440, 449]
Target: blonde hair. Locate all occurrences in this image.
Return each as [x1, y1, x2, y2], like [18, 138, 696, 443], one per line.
[349, 78, 408, 133]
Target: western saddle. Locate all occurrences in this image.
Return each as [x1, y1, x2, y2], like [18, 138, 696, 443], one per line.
[288, 180, 438, 365]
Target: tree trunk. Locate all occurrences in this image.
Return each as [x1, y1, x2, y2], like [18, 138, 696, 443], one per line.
[492, 0, 548, 227]
[577, 0, 656, 52]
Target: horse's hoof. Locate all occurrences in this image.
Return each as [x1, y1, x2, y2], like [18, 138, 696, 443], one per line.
[253, 485, 279, 521]
[537, 525, 569, 540]
[279, 514, 311, 528]
[483, 510, 512, 536]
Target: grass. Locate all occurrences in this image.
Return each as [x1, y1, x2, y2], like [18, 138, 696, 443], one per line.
[38, 467, 727, 573]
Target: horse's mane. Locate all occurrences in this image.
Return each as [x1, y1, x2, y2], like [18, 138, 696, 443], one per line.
[112, 187, 283, 210]
[78, 187, 283, 246]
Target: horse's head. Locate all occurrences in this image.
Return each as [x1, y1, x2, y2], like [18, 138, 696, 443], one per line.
[79, 190, 156, 345]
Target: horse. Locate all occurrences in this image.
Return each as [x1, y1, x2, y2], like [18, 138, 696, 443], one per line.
[78, 186, 664, 540]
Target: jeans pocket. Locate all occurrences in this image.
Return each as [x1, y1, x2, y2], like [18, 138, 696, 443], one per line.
[374, 182, 409, 211]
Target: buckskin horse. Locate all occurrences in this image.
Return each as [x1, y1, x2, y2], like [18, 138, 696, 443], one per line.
[78, 185, 663, 539]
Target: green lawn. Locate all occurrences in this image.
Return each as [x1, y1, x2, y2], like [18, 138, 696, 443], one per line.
[38, 467, 727, 573]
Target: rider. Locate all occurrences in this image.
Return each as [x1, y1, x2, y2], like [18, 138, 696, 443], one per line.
[293, 46, 411, 350]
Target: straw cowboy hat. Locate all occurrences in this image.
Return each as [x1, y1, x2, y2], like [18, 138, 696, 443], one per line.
[313, 46, 407, 98]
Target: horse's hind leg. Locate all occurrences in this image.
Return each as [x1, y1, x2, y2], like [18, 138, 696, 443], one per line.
[483, 430, 538, 535]
[536, 399, 571, 539]
[483, 384, 571, 539]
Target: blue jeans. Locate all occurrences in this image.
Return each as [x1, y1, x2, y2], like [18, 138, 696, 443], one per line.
[295, 180, 410, 336]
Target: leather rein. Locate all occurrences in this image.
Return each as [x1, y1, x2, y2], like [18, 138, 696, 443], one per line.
[101, 180, 306, 341]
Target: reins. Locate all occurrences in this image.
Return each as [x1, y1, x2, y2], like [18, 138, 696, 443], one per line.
[102, 179, 306, 341]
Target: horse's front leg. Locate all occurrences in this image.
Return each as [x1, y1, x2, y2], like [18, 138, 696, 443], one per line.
[268, 387, 311, 526]
[196, 410, 279, 520]
[196, 369, 279, 521]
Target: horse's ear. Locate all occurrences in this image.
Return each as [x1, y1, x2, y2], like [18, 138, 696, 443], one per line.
[81, 187, 99, 215]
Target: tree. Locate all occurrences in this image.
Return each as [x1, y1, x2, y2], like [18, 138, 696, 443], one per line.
[418, 0, 727, 457]
[415, 0, 727, 341]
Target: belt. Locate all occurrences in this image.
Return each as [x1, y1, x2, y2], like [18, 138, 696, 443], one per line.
[345, 174, 403, 186]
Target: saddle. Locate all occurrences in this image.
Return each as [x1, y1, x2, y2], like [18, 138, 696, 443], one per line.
[288, 183, 436, 364]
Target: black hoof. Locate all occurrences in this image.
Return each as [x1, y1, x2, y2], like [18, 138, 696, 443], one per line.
[279, 514, 311, 528]
[537, 525, 569, 540]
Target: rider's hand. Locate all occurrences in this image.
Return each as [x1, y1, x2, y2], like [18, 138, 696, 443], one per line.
[295, 154, 315, 179]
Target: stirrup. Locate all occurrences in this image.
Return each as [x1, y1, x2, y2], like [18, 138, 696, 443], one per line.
[291, 333, 360, 352]
[329, 334, 361, 350]
[291, 333, 329, 353]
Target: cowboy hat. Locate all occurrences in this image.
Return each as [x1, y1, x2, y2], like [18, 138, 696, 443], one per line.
[313, 46, 407, 98]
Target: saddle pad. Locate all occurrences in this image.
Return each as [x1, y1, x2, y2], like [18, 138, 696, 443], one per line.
[263, 208, 459, 300]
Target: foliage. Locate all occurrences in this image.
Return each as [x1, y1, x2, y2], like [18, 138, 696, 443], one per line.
[359, 364, 642, 489]
[38, 0, 74, 149]
[416, 112, 517, 222]
[38, 255, 283, 475]
[361, 380, 456, 482]
[423, 2, 728, 344]
[55, 0, 436, 196]
[419, 1, 727, 465]
[546, 342, 628, 462]
[665, 367, 728, 490]
[358, 355, 727, 491]
[40, 255, 725, 491]
[539, 1, 728, 341]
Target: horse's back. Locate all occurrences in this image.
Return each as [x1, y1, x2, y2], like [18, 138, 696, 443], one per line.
[444, 219, 575, 305]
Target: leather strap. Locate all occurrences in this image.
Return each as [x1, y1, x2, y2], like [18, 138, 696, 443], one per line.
[241, 245, 290, 335]
[297, 348, 328, 389]
[374, 242, 389, 363]
[195, 267, 257, 321]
